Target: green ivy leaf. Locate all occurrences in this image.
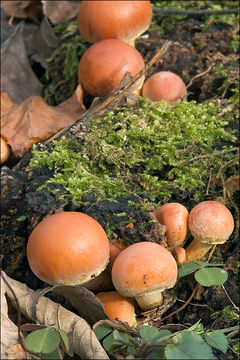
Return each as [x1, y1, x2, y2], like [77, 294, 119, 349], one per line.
[57, 329, 70, 352]
[149, 348, 165, 359]
[25, 327, 60, 354]
[194, 267, 228, 286]
[139, 326, 158, 342]
[165, 331, 214, 359]
[103, 333, 116, 352]
[204, 331, 228, 353]
[178, 262, 203, 278]
[149, 330, 172, 344]
[113, 330, 130, 344]
[41, 348, 64, 360]
[94, 324, 112, 341]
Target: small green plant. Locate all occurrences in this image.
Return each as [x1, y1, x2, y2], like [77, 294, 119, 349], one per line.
[178, 260, 228, 286]
[21, 324, 69, 360]
[94, 320, 229, 359]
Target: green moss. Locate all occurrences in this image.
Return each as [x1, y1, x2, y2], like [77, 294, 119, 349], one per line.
[151, 1, 239, 35]
[30, 98, 238, 206]
[43, 21, 88, 105]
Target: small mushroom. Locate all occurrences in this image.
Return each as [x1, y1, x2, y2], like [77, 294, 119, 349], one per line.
[1, 137, 10, 164]
[142, 71, 187, 104]
[96, 291, 136, 327]
[78, 1, 152, 46]
[155, 203, 189, 250]
[112, 242, 178, 310]
[185, 201, 234, 262]
[78, 39, 145, 98]
[27, 212, 110, 287]
[171, 247, 187, 265]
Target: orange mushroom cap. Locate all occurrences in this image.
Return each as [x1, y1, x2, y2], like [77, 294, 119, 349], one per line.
[155, 203, 189, 249]
[142, 71, 187, 104]
[188, 201, 234, 244]
[96, 291, 136, 327]
[27, 212, 110, 285]
[1, 137, 10, 164]
[77, 1, 152, 45]
[78, 39, 145, 98]
[112, 242, 177, 310]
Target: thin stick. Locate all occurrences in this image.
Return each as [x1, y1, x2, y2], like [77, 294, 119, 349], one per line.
[153, 8, 239, 16]
[188, 147, 239, 163]
[186, 64, 214, 89]
[159, 284, 198, 323]
[222, 284, 240, 311]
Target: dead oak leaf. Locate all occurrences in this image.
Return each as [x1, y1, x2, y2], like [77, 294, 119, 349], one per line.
[1, 1, 42, 24]
[1, 88, 86, 158]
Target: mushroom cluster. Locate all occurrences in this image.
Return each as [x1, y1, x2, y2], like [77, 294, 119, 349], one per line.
[27, 199, 234, 326]
[76, 0, 187, 103]
[25, 3, 235, 329]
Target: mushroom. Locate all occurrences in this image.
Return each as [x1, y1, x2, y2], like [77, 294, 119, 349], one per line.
[1, 137, 10, 164]
[27, 212, 110, 287]
[96, 291, 137, 327]
[171, 247, 186, 265]
[185, 201, 234, 262]
[109, 239, 128, 269]
[112, 242, 178, 310]
[155, 203, 189, 250]
[78, 39, 145, 98]
[142, 71, 187, 104]
[78, 1, 152, 46]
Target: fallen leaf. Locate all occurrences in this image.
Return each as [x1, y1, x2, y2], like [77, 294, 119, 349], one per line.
[53, 285, 108, 326]
[31, 16, 59, 59]
[3, 272, 109, 360]
[1, 86, 86, 158]
[1, 23, 43, 104]
[42, 0, 80, 25]
[1, 1, 42, 24]
[1, 276, 26, 359]
[5, 344, 27, 360]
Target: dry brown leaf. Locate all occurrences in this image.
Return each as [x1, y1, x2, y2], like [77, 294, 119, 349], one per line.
[1, 23, 43, 104]
[1, 87, 86, 158]
[42, 0, 80, 25]
[3, 272, 109, 360]
[5, 344, 27, 360]
[1, 1, 42, 24]
[53, 285, 108, 326]
[1, 276, 27, 359]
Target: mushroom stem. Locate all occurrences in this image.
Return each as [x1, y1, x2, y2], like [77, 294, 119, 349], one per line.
[135, 289, 163, 310]
[185, 237, 213, 262]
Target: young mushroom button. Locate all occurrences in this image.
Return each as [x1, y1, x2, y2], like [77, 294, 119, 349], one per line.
[96, 291, 137, 327]
[186, 201, 234, 262]
[78, 1, 152, 46]
[155, 202, 189, 250]
[112, 242, 178, 311]
[27, 212, 110, 286]
[78, 39, 145, 98]
[142, 71, 187, 104]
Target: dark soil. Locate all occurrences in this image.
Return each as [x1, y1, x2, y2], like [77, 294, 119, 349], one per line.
[1, 11, 239, 360]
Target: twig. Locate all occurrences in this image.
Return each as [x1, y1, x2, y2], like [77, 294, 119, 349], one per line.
[222, 284, 240, 311]
[186, 64, 214, 89]
[188, 147, 239, 163]
[207, 244, 216, 262]
[77, 164, 144, 202]
[159, 284, 199, 323]
[44, 41, 171, 144]
[153, 8, 239, 16]
[1, 272, 41, 360]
